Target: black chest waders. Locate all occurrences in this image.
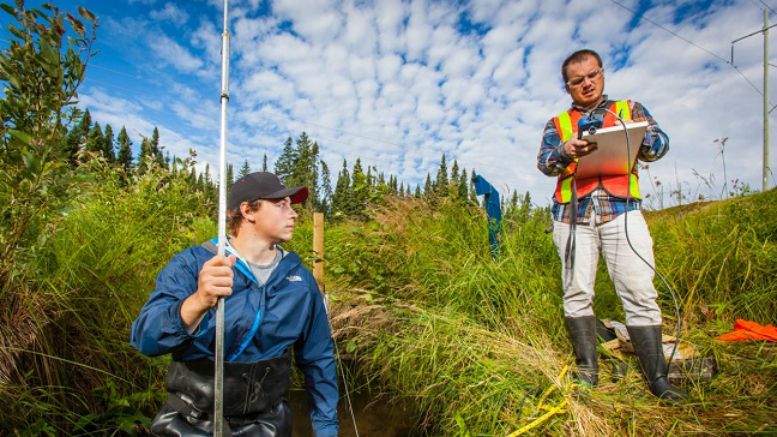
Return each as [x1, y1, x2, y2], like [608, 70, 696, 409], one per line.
[149, 351, 292, 437]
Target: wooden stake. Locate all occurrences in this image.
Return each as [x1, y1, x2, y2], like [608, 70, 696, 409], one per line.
[313, 212, 324, 290]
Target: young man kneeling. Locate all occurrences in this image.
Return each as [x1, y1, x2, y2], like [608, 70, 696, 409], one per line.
[131, 172, 339, 437]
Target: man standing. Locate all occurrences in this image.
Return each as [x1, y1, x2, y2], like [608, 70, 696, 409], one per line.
[537, 49, 685, 401]
[131, 172, 340, 436]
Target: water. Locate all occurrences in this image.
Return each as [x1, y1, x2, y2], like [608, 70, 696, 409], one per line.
[289, 389, 415, 437]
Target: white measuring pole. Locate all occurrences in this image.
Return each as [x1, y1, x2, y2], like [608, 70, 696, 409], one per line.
[214, 0, 230, 435]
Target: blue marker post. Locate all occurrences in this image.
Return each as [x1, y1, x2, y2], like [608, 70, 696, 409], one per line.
[472, 174, 502, 258]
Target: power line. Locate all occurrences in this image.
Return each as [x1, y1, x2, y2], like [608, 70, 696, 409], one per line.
[749, 0, 766, 12]
[608, 0, 776, 101]
[732, 64, 770, 96]
[759, 0, 777, 16]
[85, 77, 145, 95]
[90, 63, 142, 80]
[607, 0, 730, 64]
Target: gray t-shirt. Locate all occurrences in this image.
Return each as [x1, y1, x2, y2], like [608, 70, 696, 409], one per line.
[225, 238, 284, 286]
[246, 248, 283, 286]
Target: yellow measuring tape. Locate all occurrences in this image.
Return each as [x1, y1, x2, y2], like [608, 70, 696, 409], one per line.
[505, 365, 570, 437]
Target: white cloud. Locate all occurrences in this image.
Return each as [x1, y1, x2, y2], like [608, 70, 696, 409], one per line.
[150, 3, 190, 26]
[85, 0, 777, 206]
[155, 34, 204, 73]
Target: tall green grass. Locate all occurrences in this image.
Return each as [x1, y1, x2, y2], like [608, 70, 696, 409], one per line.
[288, 191, 777, 436]
[2, 179, 774, 436]
[0, 167, 216, 436]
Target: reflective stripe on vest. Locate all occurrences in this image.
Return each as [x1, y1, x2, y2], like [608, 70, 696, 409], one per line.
[553, 100, 642, 203]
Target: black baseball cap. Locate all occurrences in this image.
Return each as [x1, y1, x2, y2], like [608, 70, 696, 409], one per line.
[228, 172, 308, 212]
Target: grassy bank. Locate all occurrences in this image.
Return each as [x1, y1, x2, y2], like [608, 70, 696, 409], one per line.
[1, 180, 775, 436]
[301, 191, 777, 436]
[0, 169, 216, 435]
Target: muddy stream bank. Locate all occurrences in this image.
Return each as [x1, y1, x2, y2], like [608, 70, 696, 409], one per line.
[289, 389, 415, 437]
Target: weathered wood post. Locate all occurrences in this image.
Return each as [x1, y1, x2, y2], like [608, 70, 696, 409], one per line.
[313, 212, 324, 290]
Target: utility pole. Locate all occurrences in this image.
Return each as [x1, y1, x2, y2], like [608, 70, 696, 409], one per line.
[731, 11, 777, 192]
[765, 10, 770, 191]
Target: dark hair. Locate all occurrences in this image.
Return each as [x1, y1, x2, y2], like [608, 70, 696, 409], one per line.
[561, 49, 603, 84]
[227, 199, 262, 236]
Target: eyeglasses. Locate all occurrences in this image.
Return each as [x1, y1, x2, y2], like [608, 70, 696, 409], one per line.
[566, 68, 604, 88]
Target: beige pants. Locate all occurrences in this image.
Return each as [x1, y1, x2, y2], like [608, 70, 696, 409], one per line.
[552, 210, 662, 326]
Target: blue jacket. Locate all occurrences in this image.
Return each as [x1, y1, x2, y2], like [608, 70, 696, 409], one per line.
[130, 240, 339, 437]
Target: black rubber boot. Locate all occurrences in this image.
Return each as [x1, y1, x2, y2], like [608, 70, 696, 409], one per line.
[627, 325, 688, 402]
[565, 316, 599, 386]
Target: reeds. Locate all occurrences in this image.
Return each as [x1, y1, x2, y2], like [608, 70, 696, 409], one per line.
[0, 168, 214, 435]
[292, 192, 777, 436]
[1, 178, 775, 435]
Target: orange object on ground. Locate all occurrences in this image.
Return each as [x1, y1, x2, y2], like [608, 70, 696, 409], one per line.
[717, 319, 777, 342]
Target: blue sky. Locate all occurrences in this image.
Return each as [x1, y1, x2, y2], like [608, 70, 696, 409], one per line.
[3, 0, 776, 207]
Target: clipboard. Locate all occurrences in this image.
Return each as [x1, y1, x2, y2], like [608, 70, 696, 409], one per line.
[576, 121, 648, 179]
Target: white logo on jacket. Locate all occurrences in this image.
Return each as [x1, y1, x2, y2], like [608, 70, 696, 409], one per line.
[286, 275, 303, 282]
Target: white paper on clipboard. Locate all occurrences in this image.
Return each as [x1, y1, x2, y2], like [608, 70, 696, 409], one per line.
[576, 121, 648, 180]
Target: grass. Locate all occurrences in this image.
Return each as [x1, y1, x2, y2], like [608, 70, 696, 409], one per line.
[1, 175, 775, 435]
[290, 192, 777, 436]
[0, 168, 214, 436]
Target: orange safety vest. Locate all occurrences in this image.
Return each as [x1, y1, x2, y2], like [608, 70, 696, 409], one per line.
[553, 100, 641, 204]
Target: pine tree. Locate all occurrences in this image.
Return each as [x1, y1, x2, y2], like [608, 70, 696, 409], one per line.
[239, 159, 251, 178]
[86, 122, 103, 154]
[435, 154, 449, 197]
[414, 184, 421, 198]
[285, 133, 318, 209]
[227, 163, 234, 191]
[262, 154, 268, 172]
[70, 109, 92, 163]
[319, 160, 333, 215]
[116, 126, 133, 170]
[450, 160, 460, 199]
[459, 168, 469, 201]
[424, 172, 433, 197]
[78, 109, 92, 139]
[333, 159, 352, 216]
[64, 117, 83, 165]
[204, 163, 216, 203]
[470, 168, 478, 203]
[517, 191, 532, 222]
[274, 137, 295, 183]
[102, 124, 115, 162]
[306, 139, 320, 207]
[150, 127, 164, 166]
[138, 138, 151, 173]
[351, 159, 367, 218]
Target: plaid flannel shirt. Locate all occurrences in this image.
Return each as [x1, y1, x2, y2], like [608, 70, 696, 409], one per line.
[537, 95, 669, 224]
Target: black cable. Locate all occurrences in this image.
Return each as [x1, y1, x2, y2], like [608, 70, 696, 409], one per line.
[759, 0, 777, 16]
[586, 107, 681, 366]
[606, 0, 729, 64]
